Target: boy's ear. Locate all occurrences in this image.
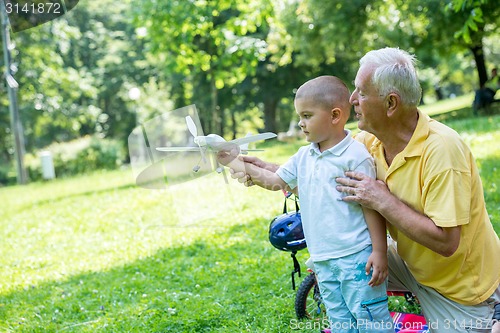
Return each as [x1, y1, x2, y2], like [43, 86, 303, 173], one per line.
[330, 108, 341, 123]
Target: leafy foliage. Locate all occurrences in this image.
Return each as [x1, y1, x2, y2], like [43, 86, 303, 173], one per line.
[25, 136, 124, 181]
[1, 0, 499, 184]
[135, 0, 272, 135]
[1, 0, 152, 177]
[448, 0, 498, 44]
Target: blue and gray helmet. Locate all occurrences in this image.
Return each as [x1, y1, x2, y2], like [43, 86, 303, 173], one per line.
[269, 212, 306, 252]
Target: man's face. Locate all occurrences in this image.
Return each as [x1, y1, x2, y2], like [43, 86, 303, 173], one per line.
[350, 65, 386, 134]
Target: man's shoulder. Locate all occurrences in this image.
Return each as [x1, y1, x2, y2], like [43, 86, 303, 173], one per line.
[426, 119, 466, 149]
[420, 118, 473, 172]
[353, 131, 378, 151]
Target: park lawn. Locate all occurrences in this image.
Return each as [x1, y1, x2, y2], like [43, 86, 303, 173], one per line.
[0, 109, 499, 332]
[419, 93, 474, 117]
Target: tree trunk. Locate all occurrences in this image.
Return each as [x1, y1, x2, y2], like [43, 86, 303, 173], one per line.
[230, 109, 236, 140]
[471, 41, 488, 88]
[210, 74, 220, 135]
[218, 104, 224, 137]
[263, 97, 278, 133]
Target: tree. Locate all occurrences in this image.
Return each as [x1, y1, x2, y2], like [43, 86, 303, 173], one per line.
[57, 0, 156, 149]
[276, 0, 498, 99]
[448, 0, 499, 87]
[135, 0, 271, 136]
[360, 0, 499, 91]
[227, 0, 379, 133]
[6, 0, 153, 152]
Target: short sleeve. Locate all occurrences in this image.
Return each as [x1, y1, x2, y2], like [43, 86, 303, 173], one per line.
[353, 157, 376, 179]
[423, 169, 471, 227]
[276, 152, 300, 189]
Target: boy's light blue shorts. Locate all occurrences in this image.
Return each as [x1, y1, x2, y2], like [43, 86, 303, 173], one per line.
[314, 245, 394, 333]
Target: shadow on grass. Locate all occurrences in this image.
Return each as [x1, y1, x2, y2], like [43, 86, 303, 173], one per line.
[431, 105, 499, 123]
[0, 219, 303, 333]
[431, 106, 475, 122]
[19, 183, 138, 211]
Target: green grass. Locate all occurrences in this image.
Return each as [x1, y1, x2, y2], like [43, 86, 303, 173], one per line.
[419, 93, 475, 116]
[0, 102, 499, 332]
[0, 169, 302, 332]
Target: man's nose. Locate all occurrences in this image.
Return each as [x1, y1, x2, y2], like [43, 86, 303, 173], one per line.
[349, 91, 357, 105]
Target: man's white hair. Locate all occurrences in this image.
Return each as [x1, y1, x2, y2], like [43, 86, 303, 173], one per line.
[360, 47, 422, 107]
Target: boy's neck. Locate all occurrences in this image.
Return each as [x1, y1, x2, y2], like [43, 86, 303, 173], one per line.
[318, 130, 348, 152]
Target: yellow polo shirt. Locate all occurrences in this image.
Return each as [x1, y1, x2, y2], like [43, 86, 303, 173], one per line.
[356, 110, 500, 305]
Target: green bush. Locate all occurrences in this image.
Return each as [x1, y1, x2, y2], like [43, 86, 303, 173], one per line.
[26, 136, 124, 180]
[0, 161, 16, 186]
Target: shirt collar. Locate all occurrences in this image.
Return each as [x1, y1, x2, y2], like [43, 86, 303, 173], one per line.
[401, 109, 429, 158]
[309, 130, 353, 156]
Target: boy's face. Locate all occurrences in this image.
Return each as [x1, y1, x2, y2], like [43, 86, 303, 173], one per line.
[294, 97, 337, 146]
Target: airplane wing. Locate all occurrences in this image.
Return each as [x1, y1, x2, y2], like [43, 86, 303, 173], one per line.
[240, 149, 264, 155]
[229, 132, 277, 147]
[156, 147, 201, 152]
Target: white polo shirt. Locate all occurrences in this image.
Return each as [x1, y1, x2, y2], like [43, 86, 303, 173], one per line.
[276, 131, 376, 261]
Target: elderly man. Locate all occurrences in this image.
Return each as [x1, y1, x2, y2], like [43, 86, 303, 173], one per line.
[232, 48, 500, 333]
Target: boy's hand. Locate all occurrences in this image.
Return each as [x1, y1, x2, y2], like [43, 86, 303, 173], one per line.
[216, 147, 240, 166]
[229, 156, 280, 186]
[366, 250, 388, 287]
[240, 156, 279, 172]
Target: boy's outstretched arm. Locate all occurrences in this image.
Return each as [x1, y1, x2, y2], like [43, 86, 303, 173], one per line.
[217, 150, 287, 191]
[363, 207, 388, 287]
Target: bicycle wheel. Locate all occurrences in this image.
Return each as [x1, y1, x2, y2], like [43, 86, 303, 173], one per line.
[295, 272, 326, 320]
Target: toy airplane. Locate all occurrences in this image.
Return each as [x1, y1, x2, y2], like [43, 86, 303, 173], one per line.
[156, 115, 277, 173]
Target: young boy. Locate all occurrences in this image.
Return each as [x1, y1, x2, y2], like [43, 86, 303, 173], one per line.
[218, 76, 393, 332]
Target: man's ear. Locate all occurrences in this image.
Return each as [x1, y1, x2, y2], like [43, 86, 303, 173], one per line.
[331, 107, 341, 123]
[386, 93, 400, 117]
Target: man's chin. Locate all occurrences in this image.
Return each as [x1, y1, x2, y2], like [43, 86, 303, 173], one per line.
[357, 119, 368, 131]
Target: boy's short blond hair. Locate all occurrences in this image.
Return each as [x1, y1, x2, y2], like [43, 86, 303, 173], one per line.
[295, 75, 351, 117]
